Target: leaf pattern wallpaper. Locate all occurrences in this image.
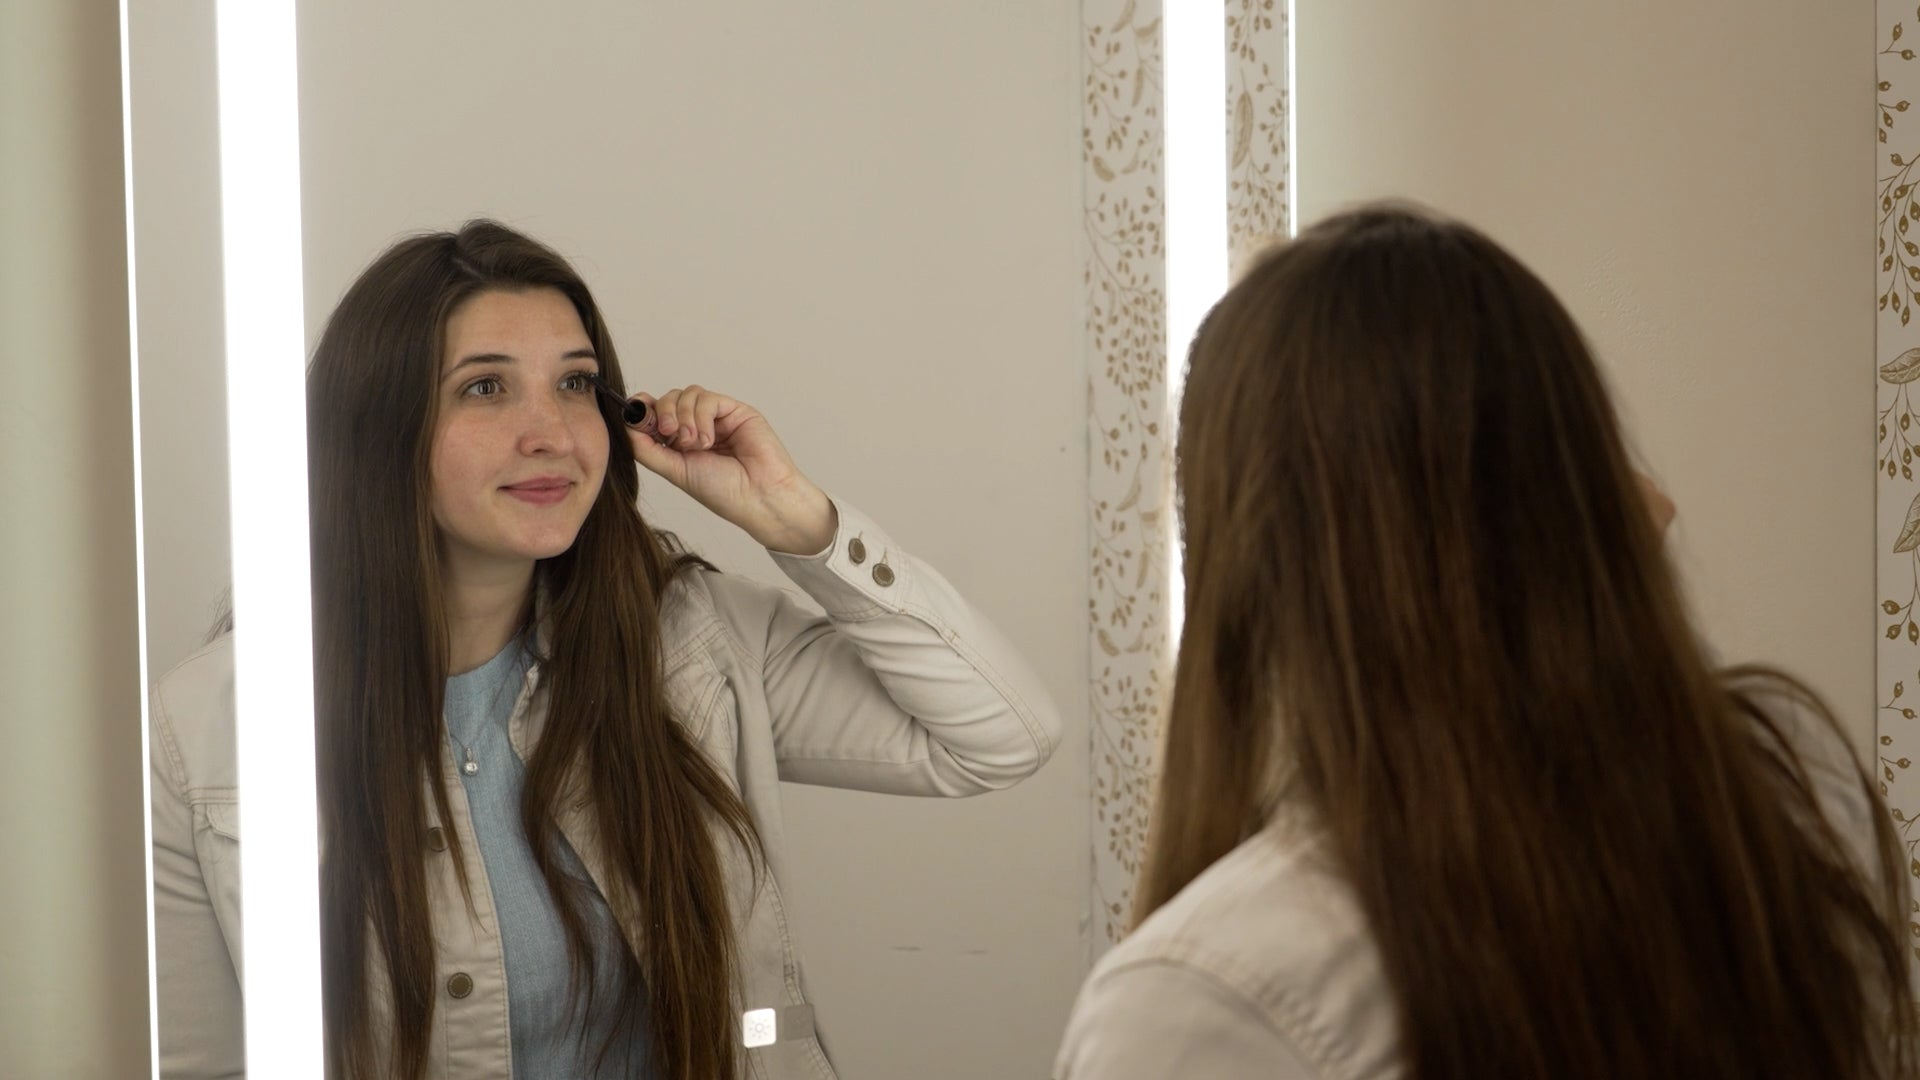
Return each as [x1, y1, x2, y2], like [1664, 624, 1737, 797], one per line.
[1082, 0, 1288, 954]
[1084, 0, 1169, 954]
[1880, 0, 1920, 963]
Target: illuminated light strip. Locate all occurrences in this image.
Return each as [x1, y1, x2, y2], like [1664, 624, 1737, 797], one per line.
[212, 0, 322, 1074]
[1163, 0, 1229, 643]
[116, 1, 158, 1073]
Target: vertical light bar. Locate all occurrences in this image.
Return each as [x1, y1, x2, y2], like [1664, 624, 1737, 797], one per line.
[1164, 0, 1229, 643]
[116, 2, 159, 1074]
[213, 1, 321, 1075]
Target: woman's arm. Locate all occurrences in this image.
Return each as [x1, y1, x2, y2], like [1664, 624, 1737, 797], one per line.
[706, 498, 1062, 795]
[624, 385, 1062, 794]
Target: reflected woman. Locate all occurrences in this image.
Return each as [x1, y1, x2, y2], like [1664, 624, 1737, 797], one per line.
[1056, 204, 1918, 1079]
[150, 221, 1060, 1079]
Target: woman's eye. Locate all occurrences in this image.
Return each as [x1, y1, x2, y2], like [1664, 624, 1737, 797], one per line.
[560, 372, 595, 392]
[462, 375, 504, 398]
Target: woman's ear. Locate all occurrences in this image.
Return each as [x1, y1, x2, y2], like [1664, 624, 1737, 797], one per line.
[1634, 470, 1676, 537]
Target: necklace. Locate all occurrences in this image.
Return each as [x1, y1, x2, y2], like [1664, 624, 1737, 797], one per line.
[447, 636, 528, 779]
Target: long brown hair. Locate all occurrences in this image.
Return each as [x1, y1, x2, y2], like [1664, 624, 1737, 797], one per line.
[306, 220, 760, 1078]
[1140, 203, 1918, 1077]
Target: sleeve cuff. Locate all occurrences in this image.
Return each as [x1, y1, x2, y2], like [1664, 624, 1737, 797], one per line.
[766, 495, 914, 620]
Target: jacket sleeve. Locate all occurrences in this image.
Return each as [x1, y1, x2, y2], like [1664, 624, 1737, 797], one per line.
[151, 686, 247, 1080]
[710, 497, 1062, 795]
[1734, 671, 1890, 890]
[1054, 960, 1319, 1079]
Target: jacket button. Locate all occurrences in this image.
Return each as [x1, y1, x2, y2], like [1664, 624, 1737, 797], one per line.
[427, 827, 447, 852]
[448, 973, 473, 999]
[847, 538, 867, 565]
[872, 563, 895, 587]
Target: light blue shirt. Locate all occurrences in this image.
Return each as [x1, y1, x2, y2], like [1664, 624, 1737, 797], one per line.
[445, 636, 651, 1078]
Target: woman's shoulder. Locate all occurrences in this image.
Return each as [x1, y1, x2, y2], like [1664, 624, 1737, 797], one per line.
[1733, 670, 1869, 771]
[655, 561, 749, 661]
[149, 634, 238, 791]
[1722, 666, 1883, 879]
[659, 560, 822, 663]
[1087, 815, 1399, 1077]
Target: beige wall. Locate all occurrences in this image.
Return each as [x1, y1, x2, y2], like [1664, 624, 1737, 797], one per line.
[131, 3, 1092, 1077]
[1297, 2, 1877, 758]
[0, 1, 151, 1076]
[128, 0, 228, 677]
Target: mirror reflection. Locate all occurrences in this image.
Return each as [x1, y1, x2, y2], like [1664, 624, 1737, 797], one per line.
[152, 219, 1064, 1077]
[112, 2, 1911, 1079]
[132, 3, 1088, 1077]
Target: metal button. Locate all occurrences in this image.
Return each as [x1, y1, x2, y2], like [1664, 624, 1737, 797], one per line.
[847, 538, 867, 565]
[427, 827, 447, 852]
[448, 972, 473, 998]
[872, 563, 895, 587]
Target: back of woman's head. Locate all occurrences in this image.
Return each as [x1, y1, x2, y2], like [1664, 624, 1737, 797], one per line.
[1142, 202, 1916, 1078]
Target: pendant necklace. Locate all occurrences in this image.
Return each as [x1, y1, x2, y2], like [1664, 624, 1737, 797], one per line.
[448, 636, 528, 778]
[454, 736, 480, 776]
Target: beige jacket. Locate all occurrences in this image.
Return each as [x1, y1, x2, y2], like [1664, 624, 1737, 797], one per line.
[1055, 685, 1888, 1079]
[151, 500, 1061, 1080]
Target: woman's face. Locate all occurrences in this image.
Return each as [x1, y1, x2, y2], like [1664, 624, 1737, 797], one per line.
[428, 287, 610, 578]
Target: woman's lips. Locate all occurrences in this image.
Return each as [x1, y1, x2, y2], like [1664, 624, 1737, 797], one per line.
[502, 478, 572, 507]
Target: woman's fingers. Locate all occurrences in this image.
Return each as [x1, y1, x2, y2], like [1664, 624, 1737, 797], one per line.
[647, 385, 735, 452]
[692, 389, 722, 450]
[661, 386, 696, 449]
[618, 386, 814, 546]
[652, 388, 682, 440]
[674, 386, 704, 450]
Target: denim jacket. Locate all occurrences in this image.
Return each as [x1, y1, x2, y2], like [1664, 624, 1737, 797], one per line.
[151, 499, 1062, 1079]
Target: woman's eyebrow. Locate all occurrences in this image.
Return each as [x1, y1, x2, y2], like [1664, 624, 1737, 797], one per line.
[442, 347, 599, 380]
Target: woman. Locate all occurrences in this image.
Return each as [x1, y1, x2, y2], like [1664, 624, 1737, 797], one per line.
[1056, 204, 1917, 1078]
[150, 221, 1061, 1079]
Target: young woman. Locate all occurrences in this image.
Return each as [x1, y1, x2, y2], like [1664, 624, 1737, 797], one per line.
[1056, 204, 1918, 1079]
[150, 221, 1060, 1079]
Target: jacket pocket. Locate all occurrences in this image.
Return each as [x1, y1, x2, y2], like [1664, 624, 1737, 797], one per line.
[197, 799, 241, 858]
[191, 798, 248, 982]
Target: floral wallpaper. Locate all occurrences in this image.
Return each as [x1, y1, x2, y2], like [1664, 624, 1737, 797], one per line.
[1084, 0, 1169, 954]
[1878, 0, 1920, 965]
[1228, 0, 1289, 270]
[1083, 0, 1288, 955]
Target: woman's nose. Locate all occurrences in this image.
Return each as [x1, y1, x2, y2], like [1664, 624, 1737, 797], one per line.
[516, 390, 576, 455]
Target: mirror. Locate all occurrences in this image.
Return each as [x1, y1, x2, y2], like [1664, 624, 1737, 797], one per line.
[125, 1, 1877, 1077]
[129, 2, 1095, 1076]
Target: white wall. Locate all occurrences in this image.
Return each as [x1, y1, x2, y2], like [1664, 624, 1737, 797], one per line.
[0, 1, 150, 1075]
[1297, 2, 1877, 758]
[132, 3, 1093, 1076]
